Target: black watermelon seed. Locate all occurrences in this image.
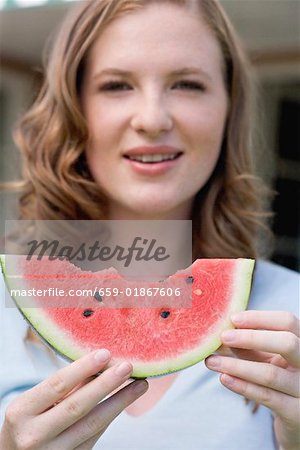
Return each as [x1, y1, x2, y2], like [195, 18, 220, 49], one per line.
[186, 276, 194, 284]
[94, 292, 103, 302]
[83, 309, 94, 317]
[160, 311, 170, 319]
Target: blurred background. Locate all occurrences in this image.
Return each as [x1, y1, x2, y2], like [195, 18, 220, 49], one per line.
[0, 0, 299, 270]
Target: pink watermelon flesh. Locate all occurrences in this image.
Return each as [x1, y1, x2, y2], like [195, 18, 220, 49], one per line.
[1, 256, 255, 377]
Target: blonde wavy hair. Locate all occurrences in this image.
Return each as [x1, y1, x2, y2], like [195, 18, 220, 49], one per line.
[12, 0, 271, 259]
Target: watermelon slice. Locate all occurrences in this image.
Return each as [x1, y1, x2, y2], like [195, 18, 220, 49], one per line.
[0, 256, 254, 378]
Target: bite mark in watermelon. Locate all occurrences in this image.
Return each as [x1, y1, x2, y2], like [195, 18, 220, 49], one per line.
[0, 256, 255, 378]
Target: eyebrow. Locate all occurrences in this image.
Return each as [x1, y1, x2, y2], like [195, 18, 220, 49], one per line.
[92, 67, 212, 81]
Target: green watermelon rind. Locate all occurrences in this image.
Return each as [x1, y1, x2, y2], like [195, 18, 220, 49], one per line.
[132, 258, 255, 377]
[0, 255, 255, 378]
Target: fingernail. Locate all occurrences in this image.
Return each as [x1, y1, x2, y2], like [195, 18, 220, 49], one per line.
[94, 349, 110, 363]
[222, 330, 236, 343]
[231, 313, 244, 323]
[114, 361, 132, 377]
[206, 355, 220, 368]
[133, 380, 148, 394]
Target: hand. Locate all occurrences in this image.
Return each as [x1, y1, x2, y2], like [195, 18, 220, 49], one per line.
[0, 349, 148, 449]
[205, 311, 300, 450]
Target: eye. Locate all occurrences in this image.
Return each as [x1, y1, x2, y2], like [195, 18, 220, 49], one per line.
[172, 80, 205, 91]
[100, 81, 132, 92]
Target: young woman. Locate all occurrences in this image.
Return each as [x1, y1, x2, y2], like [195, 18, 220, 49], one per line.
[0, 1, 299, 449]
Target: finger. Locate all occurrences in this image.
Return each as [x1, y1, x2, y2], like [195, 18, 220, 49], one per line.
[74, 430, 107, 450]
[19, 349, 112, 415]
[273, 415, 300, 450]
[231, 311, 300, 337]
[216, 344, 288, 366]
[38, 360, 135, 438]
[55, 380, 149, 449]
[228, 348, 290, 369]
[43, 376, 100, 413]
[215, 345, 236, 356]
[221, 330, 300, 368]
[219, 374, 297, 423]
[205, 355, 299, 397]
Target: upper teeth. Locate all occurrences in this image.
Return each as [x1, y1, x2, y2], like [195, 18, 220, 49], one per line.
[128, 153, 178, 163]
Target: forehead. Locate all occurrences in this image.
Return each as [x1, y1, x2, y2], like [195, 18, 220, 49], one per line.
[85, 2, 224, 77]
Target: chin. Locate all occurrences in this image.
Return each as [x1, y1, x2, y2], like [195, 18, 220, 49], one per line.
[125, 199, 191, 220]
[133, 204, 170, 216]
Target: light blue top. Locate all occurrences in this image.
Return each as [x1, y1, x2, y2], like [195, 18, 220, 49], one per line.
[0, 260, 299, 450]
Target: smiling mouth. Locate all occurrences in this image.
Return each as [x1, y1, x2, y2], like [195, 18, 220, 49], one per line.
[123, 152, 183, 163]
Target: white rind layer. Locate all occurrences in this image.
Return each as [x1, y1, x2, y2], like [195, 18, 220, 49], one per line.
[0, 255, 255, 378]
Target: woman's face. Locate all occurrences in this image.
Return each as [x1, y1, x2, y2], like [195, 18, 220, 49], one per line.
[81, 2, 228, 219]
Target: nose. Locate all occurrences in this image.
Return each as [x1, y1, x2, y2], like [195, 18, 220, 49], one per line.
[130, 90, 173, 137]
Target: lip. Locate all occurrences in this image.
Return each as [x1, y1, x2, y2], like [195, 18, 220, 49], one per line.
[122, 146, 183, 176]
[123, 145, 183, 156]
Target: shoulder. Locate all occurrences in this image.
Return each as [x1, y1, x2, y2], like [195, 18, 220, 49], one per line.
[249, 259, 299, 315]
[253, 259, 298, 291]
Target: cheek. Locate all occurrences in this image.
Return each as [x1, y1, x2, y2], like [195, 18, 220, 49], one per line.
[181, 104, 227, 178]
[85, 103, 122, 144]
[175, 94, 227, 134]
[181, 106, 226, 152]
